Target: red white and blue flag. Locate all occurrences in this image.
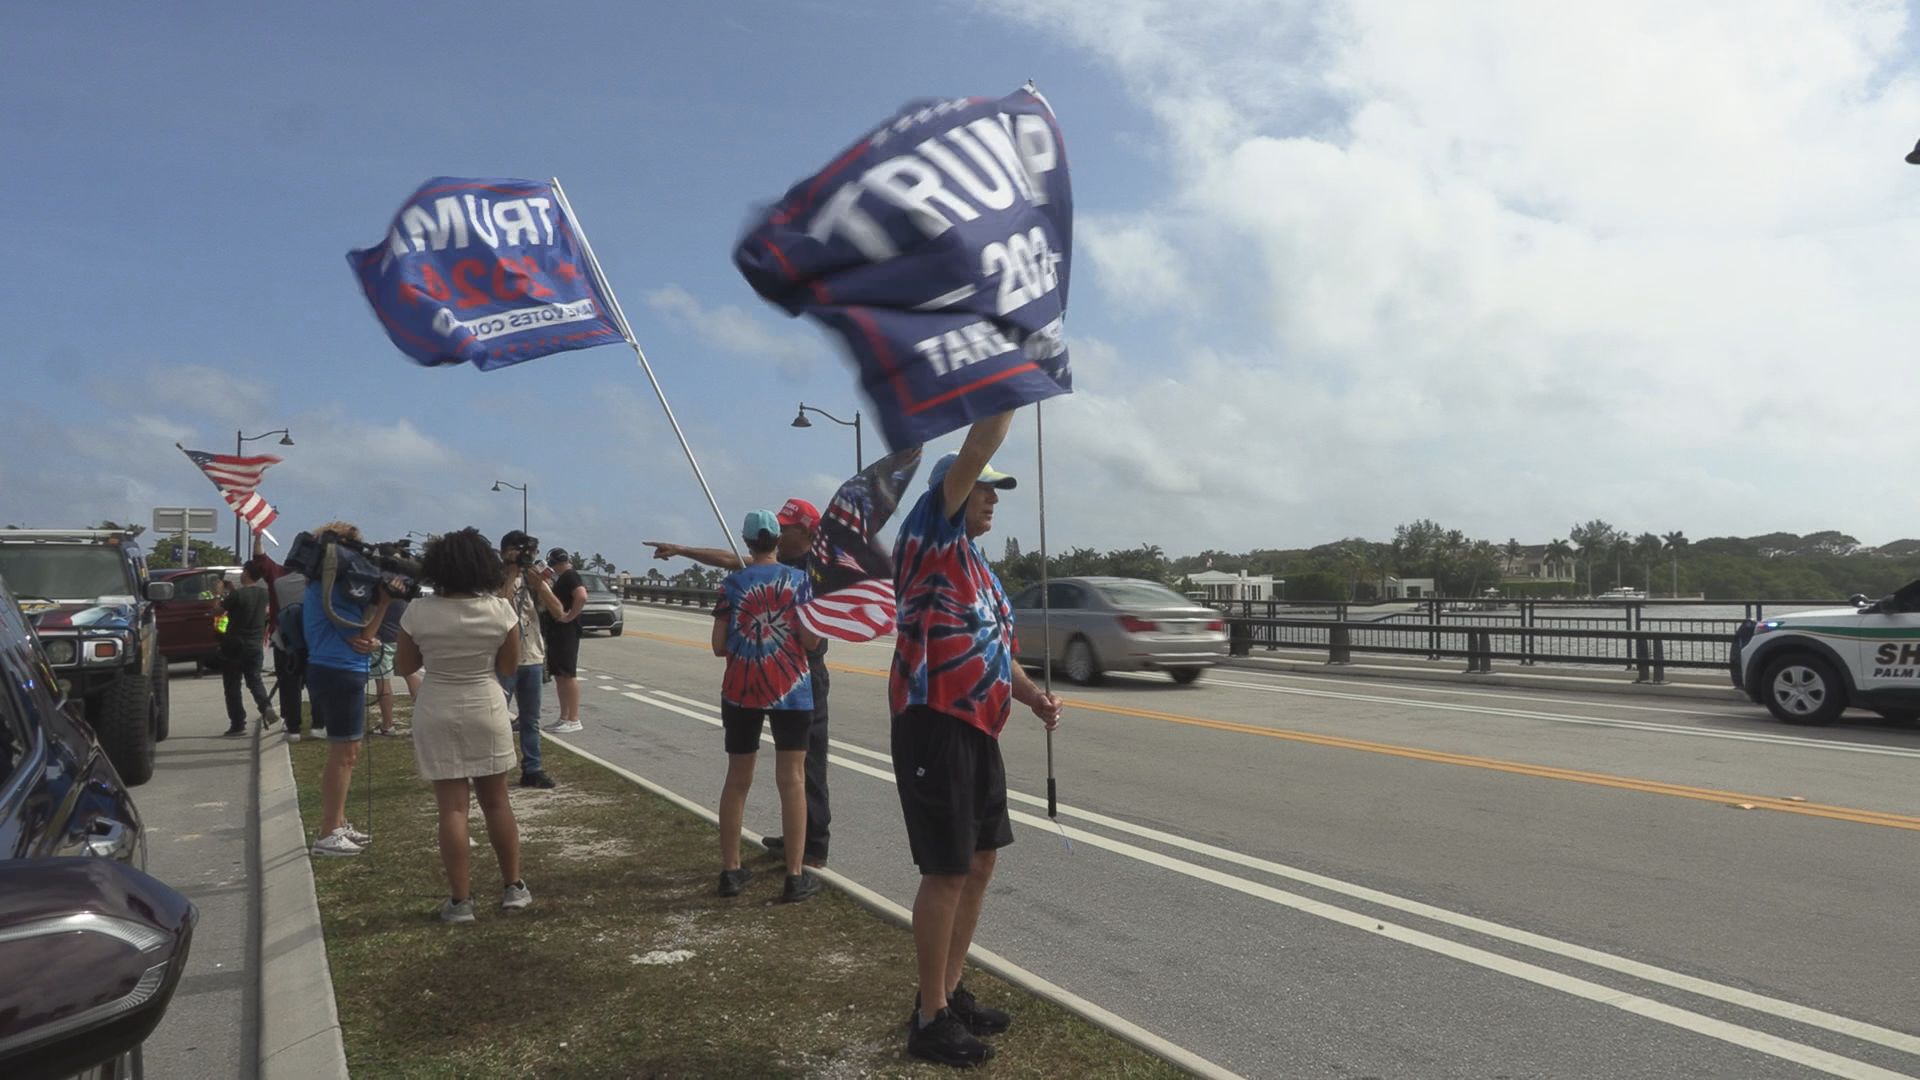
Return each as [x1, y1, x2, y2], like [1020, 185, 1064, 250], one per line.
[347, 177, 626, 371]
[798, 448, 922, 642]
[178, 446, 281, 535]
[735, 87, 1073, 451]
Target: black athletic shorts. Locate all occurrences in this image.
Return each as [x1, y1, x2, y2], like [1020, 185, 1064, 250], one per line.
[722, 704, 811, 755]
[544, 624, 580, 677]
[891, 705, 1012, 875]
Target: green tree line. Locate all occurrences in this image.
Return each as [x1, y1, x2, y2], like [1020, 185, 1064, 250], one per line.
[988, 524, 1920, 603]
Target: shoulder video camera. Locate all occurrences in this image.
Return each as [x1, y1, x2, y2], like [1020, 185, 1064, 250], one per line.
[285, 531, 424, 601]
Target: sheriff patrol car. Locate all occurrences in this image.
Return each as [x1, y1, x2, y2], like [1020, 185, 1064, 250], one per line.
[1732, 579, 1920, 725]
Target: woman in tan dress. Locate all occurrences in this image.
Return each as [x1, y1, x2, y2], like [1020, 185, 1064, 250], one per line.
[394, 528, 531, 924]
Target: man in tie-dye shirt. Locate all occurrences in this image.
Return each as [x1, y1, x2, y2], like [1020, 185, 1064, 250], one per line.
[890, 411, 1063, 1069]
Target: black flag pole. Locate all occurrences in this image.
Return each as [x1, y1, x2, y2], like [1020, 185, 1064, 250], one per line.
[1037, 403, 1057, 819]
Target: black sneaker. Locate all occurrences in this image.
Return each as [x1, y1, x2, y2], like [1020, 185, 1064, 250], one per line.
[223, 725, 247, 737]
[948, 983, 1011, 1036]
[717, 867, 752, 897]
[519, 770, 557, 789]
[761, 835, 785, 857]
[907, 1007, 994, 1068]
[780, 871, 822, 904]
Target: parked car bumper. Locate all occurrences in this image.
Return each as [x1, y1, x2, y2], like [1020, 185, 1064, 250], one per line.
[578, 607, 623, 631]
[1106, 636, 1229, 671]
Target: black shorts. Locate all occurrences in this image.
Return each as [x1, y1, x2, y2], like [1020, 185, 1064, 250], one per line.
[544, 625, 580, 677]
[721, 704, 811, 755]
[891, 706, 1012, 875]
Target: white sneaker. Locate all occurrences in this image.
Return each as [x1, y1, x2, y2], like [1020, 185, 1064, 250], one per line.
[311, 830, 362, 857]
[438, 898, 475, 924]
[543, 718, 567, 731]
[501, 881, 533, 910]
[285, 732, 301, 743]
[339, 822, 371, 846]
[553, 720, 584, 734]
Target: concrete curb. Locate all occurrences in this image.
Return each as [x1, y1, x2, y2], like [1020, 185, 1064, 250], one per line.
[1226, 651, 1747, 702]
[256, 732, 350, 1079]
[546, 735, 1244, 1080]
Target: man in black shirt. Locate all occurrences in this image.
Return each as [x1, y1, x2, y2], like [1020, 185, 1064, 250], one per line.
[646, 497, 832, 866]
[541, 548, 589, 734]
[220, 563, 278, 735]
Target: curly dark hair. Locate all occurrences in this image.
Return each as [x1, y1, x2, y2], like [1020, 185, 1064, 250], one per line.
[420, 527, 506, 596]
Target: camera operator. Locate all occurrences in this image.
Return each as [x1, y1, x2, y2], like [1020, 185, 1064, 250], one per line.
[303, 520, 395, 858]
[497, 531, 563, 788]
[540, 548, 588, 734]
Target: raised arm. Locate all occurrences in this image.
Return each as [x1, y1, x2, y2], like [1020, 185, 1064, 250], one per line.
[647, 541, 745, 571]
[943, 411, 1016, 520]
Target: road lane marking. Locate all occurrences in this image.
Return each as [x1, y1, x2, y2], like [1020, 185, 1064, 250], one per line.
[589, 687, 1920, 1076]
[1222, 667, 1761, 718]
[1182, 673, 1920, 759]
[632, 686, 1920, 1059]
[609, 633, 1920, 832]
[542, 725, 1246, 1080]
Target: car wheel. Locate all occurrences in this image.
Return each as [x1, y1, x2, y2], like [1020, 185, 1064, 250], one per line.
[1170, 668, 1203, 685]
[153, 663, 171, 743]
[1064, 637, 1103, 686]
[92, 673, 157, 785]
[1760, 653, 1847, 726]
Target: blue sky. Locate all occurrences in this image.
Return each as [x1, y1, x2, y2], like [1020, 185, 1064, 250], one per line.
[6, 1, 1920, 567]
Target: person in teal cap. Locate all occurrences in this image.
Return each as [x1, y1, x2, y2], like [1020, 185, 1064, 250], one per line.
[711, 509, 824, 904]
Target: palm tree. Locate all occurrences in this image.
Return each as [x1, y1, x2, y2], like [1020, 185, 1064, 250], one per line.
[1546, 539, 1573, 583]
[1574, 533, 1606, 596]
[1504, 538, 1523, 577]
[1635, 532, 1662, 592]
[1663, 530, 1688, 597]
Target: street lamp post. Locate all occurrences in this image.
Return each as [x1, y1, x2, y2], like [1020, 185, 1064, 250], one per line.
[491, 481, 528, 533]
[235, 428, 294, 558]
[791, 403, 862, 473]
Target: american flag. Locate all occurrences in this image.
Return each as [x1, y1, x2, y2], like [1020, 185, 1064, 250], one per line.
[178, 446, 281, 536]
[797, 448, 921, 643]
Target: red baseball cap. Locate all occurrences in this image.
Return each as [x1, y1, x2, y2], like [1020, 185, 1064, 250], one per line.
[777, 498, 821, 530]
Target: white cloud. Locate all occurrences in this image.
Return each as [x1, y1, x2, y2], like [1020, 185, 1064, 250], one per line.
[643, 284, 822, 381]
[974, 0, 1920, 548]
[91, 363, 273, 419]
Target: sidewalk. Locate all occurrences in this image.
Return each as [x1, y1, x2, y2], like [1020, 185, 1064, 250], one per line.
[138, 666, 258, 1079]
[136, 662, 348, 1079]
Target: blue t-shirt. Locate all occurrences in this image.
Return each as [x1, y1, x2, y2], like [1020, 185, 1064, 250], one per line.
[890, 488, 1015, 736]
[303, 579, 370, 674]
[714, 562, 813, 711]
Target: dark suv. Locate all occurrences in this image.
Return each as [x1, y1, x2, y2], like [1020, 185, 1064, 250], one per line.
[0, 531, 173, 785]
[0, 570, 197, 1079]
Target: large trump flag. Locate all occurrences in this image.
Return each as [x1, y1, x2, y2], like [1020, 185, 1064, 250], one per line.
[735, 87, 1073, 450]
[349, 177, 626, 371]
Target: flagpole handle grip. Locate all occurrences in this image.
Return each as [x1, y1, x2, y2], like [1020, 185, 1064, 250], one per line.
[1047, 777, 1057, 819]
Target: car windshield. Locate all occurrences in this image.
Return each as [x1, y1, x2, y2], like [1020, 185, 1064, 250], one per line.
[1096, 582, 1195, 609]
[579, 573, 615, 596]
[0, 545, 130, 600]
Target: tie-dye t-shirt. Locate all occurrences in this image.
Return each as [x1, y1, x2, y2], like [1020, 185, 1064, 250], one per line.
[715, 562, 814, 711]
[889, 488, 1017, 737]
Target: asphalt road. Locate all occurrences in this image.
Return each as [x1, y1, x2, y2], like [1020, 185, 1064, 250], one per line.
[550, 603, 1920, 1080]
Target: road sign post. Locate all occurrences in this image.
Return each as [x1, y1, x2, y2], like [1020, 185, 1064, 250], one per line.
[153, 507, 219, 568]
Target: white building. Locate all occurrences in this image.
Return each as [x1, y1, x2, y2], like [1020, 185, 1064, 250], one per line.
[1188, 569, 1275, 602]
[1380, 576, 1437, 599]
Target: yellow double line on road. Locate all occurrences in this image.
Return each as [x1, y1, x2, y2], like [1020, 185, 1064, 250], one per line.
[623, 630, 1920, 834]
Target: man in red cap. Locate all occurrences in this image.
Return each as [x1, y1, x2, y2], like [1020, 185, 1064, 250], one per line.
[647, 496, 835, 866]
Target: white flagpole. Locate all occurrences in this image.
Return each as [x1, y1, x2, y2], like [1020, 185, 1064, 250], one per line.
[549, 176, 742, 564]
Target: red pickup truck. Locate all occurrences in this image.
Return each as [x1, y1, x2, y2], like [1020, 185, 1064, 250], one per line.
[152, 566, 242, 671]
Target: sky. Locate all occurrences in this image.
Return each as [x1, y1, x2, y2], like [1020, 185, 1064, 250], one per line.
[4, 0, 1919, 570]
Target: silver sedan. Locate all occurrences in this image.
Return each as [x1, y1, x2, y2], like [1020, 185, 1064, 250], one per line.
[1010, 576, 1227, 685]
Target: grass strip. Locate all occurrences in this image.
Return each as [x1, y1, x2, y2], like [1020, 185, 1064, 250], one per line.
[290, 716, 1188, 1078]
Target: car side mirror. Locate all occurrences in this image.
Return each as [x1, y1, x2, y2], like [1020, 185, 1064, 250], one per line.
[0, 859, 197, 1080]
[145, 581, 175, 602]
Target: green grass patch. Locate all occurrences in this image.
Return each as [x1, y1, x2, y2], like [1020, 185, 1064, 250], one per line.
[290, 715, 1188, 1079]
